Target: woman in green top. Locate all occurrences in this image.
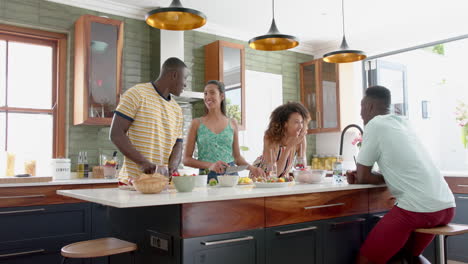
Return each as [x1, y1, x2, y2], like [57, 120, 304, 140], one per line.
[183, 80, 265, 181]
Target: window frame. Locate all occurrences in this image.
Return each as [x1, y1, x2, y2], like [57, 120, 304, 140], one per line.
[0, 24, 67, 158]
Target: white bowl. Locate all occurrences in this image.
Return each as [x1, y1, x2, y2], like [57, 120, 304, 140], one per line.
[217, 175, 240, 187]
[194, 175, 208, 187]
[293, 169, 327, 184]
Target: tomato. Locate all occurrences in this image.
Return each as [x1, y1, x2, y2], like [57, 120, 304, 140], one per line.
[172, 172, 180, 177]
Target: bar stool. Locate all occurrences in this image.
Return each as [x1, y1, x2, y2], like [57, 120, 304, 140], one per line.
[61, 237, 137, 264]
[415, 223, 468, 264]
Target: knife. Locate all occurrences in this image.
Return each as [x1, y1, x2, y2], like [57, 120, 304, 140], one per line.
[225, 165, 249, 174]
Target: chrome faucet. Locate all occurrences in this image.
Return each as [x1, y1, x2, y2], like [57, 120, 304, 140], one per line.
[339, 124, 364, 156]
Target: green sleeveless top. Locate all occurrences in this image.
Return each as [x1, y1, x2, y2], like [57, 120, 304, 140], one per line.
[196, 119, 235, 163]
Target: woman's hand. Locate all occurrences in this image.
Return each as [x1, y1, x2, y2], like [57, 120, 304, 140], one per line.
[285, 128, 307, 149]
[248, 165, 265, 177]
[208, 161, 230, 174]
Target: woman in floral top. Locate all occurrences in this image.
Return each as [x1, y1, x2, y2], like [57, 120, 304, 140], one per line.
[183, 80, 265, 181]
[251, 102, 310, 178]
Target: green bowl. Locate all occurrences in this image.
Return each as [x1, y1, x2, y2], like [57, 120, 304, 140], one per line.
[172, 176, 196, 192]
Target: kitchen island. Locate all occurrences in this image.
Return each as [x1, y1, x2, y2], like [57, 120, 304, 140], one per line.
[57, 180, 393, 264]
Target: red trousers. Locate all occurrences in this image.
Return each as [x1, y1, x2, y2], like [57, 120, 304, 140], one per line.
[360, 206, 455, 264]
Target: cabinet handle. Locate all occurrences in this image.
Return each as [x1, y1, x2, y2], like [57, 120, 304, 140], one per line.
[0, 208, 46, 215]
[201, 236, 254, 246]
[458, 196, 468, 199]
[457, 185, 468, 187]
[0, 249, 45, 258]
[0, 194, 46, 199]
[304, 202, 345, 210]
[331, 217, 366, 228]
[276, 226, 318, 236]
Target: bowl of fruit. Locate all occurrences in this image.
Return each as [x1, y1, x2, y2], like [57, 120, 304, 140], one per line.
[171, 172, 196, 192]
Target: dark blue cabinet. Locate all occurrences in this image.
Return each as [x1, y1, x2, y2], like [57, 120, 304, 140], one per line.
[447, 193, 468, 262]
[0, 203, 92, 264]
[322, 215, 367, 264]
[182, 229, 264, 264]
[265, 221, 320, 264]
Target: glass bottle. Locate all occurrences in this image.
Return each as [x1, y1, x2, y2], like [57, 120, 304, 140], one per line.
[77, 152, 84, 179]
[311, 155, 319, 169]
[332, 155, 344, 184]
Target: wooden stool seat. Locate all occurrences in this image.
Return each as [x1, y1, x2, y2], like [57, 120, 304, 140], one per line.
[415, 223, 468, 236]
[414, 223, 468, 264]
[61, 237, 137, 259]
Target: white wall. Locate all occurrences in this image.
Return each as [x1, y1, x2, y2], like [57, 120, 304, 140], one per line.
[160, 30, 184, 66]
[238, 70, 282, 175]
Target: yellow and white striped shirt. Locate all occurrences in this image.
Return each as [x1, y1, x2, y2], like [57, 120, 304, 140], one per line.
[115, 82, 183, 182]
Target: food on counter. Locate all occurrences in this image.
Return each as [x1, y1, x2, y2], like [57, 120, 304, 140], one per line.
[172, 171, 197, 177]
[92, 166, 104, 178]
[133, 173, 168, 194]
[172, 171, 180, 177]
[252, 176, 294, 183]
[104, 160, 117, 167]
[238, 177, 253, 185]
[208, 178, 218, 186]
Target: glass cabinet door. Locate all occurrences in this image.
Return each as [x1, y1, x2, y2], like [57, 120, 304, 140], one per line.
[300, 59, 340, 133]
[74, 15, 123, 125]
[321, 61, 339, 129]
[301, 62, 319, 130]
[222, 46, 243, 127]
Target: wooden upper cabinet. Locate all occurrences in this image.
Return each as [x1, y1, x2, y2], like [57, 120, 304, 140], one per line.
[205, 41, 246, 130]
[300, 59, 340, 133]
[74, 15, 124, 125]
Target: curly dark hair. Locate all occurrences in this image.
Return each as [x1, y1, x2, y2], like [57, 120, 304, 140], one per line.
[265, 102, 310, 144]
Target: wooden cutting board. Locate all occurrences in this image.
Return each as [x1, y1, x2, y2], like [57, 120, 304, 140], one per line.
[0, 176, 53, 184]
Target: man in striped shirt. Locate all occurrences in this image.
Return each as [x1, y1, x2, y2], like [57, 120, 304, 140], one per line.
[110, 57, 188, 184]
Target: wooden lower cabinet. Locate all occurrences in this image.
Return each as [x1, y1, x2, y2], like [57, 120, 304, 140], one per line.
[182, 229, 264, 264]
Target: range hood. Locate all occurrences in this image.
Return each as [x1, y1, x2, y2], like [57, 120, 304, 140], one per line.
[174, 90, 204, 103]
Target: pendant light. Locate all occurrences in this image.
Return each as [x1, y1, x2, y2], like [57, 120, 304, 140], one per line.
[248, 0, 299, 51]
[145, 0, 207, 31]
[323, 0, 366, 63]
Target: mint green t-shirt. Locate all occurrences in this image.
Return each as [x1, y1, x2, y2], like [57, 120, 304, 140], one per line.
[357, 114, 455, 212]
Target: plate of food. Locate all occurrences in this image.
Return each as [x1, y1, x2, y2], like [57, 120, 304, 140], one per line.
[252, 176, 294, 188]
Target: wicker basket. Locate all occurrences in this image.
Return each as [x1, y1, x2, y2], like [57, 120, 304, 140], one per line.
[133, 173, 168, 194]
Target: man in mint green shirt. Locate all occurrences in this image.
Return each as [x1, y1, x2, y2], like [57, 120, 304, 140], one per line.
[347, 86, 455, 264]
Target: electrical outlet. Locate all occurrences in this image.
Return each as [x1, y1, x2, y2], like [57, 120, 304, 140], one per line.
[150, 235, 169, 251]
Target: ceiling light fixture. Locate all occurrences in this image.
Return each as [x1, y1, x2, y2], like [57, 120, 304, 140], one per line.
[323, 0, 366, 63]
[145, 0, 207, 31]
[248, 0, 299, 51]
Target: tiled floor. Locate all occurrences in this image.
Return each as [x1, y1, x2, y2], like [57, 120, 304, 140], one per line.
[448, 260, 468, 264]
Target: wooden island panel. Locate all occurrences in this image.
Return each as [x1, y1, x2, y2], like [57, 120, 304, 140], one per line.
[265, 189, 369, 227]
[445, 177, 468, 194]
[0, 183, 116, 208]
[181, 198, 265, 238]
[369, 187, 395, 213]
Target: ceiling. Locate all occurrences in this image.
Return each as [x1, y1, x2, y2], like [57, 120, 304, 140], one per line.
[48, 0, 468, 57]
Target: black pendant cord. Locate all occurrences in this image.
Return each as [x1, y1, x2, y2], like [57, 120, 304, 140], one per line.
[341, 0, 345, 37]
[272, 0, 275, 20]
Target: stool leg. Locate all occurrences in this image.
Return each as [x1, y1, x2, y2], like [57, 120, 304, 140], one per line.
[130, 251, 135, 264]
[61, 257, 67, 264]
[434, 234, 447, 264]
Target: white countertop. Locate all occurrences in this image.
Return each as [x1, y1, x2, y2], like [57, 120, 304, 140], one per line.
[441, 171, 468, 177]
[0, 178, 118, 188]
[57, 179, 384, 208]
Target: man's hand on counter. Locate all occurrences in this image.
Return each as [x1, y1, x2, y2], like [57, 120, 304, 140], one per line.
[140, 161, 157, 174]
[346, 170, 357, 184]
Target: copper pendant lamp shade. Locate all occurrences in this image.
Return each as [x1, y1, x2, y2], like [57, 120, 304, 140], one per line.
[145, 0, 207, 31]
[323, 0, 366, 63]
[248, 0, 299, 51]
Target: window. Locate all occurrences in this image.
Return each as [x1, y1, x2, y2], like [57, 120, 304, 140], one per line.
[0, 24, 67, 175]
[364, 38, 468, 171]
